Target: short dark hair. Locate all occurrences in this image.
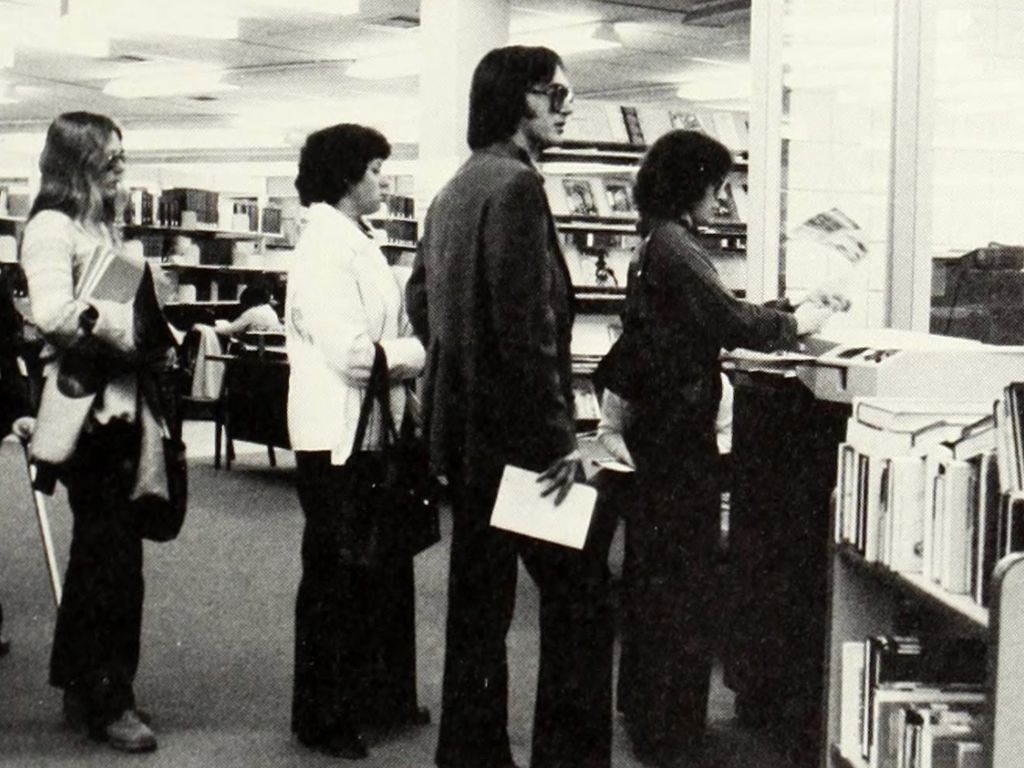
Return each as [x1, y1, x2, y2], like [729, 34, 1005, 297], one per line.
[467, 45, 563, 150]
[294, 123, 390, 207]
[634, 130, 733, 222]
[238, 284, 271, 310]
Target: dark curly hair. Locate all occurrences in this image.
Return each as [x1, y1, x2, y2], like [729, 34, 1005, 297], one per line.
[634, 130, 733, 225]
[294, 123, 390, 207]
[467, 45, 563, 150]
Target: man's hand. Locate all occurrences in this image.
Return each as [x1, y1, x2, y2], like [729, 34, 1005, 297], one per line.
[537, 449, 583, 506]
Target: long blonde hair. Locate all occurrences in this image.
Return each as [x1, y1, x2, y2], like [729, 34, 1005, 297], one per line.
[29, 111, 122, 228]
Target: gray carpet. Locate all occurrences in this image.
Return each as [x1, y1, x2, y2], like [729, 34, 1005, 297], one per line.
[0, 428, 795, 767]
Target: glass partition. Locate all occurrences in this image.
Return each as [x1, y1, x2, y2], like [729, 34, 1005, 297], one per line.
[776, 0, 897, 329]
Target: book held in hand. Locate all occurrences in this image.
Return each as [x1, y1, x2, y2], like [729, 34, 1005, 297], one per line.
[77, 245, 145, 303]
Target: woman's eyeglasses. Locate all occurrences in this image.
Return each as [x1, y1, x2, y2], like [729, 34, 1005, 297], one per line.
[527, 83, 574, 113]
[103, 150, 126, 171]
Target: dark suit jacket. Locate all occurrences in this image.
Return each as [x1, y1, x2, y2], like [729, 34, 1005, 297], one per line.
[406, 142, 576, 488]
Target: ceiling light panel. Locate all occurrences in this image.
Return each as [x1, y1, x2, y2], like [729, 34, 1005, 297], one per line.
[67, 0, 239, 39]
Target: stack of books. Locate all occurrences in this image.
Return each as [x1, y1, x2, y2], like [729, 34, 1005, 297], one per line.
[839, 635, 986, 768]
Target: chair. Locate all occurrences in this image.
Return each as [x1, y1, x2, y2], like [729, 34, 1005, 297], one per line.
[218, 349, 290, 470]
[177, 326, 229, 468]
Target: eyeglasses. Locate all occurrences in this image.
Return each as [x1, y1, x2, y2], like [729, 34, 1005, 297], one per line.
[103, 149, 126, 171]
[527, 83, 574, 113]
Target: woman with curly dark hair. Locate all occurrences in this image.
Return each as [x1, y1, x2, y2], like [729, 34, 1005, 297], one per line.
[286, 123, 426, 760]
[603, 130, 845, 767]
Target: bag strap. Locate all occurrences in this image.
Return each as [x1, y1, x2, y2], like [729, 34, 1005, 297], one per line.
[350, 343, 400, 454]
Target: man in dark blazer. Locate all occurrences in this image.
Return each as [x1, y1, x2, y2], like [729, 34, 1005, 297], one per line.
[406, 46, 613, 768]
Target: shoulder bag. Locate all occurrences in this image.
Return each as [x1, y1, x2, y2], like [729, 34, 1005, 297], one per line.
[341, 343, 441, 569]
[593, 235, 659, 401]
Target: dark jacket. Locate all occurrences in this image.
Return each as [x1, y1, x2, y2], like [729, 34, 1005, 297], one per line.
[625, 217, 798, 446]
[406, 142, 576, 487]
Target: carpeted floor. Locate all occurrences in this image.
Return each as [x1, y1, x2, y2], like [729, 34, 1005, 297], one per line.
[0, 425, 797, 768]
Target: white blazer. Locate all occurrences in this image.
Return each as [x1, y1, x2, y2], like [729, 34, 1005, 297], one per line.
[285, 203, 424, 465]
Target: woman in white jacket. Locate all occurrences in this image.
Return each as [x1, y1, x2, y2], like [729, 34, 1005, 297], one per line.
[286, 123, 426, 760]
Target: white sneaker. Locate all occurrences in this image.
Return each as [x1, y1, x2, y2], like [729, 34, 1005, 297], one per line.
[105, 709, 157, 753]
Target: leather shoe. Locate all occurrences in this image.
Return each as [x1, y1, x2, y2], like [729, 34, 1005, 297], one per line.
[105, 710, 157, 753]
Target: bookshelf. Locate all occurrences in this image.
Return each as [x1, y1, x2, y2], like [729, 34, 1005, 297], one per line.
[824, 545, 1024, 767]
[159, 262, 287, 329]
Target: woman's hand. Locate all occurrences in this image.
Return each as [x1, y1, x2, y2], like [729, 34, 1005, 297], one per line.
[803, 280, 852, 312]
[537, 449, 584, 506]
[794, 302, 834, 336]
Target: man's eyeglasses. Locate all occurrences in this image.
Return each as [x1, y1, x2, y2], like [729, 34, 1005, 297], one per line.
[527, 83, 574, 113]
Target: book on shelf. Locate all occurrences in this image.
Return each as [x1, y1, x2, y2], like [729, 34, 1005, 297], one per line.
[936, 459, 974, 594]
[561, 177, 600, 216]
[870, 688, 985, 768]
[620, 105, 646, 146]
[602, 180, 635, 215]
[840, 641, 867, 761]
[860, 634, 987, 764]
[668, 109, 710, 133]
[900, 704, 984, 768]
[973, 452, 1000, 606]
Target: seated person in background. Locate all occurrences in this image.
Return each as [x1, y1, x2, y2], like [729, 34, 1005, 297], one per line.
[214, 284, 282, 337]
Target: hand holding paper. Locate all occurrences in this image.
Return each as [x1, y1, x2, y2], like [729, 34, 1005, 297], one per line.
[491, 465, 596, 550]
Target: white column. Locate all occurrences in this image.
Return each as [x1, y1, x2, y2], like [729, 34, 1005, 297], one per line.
[886, 0, 935, 330]
[746, 0, 785, 302]
[416, 0, 510, 212]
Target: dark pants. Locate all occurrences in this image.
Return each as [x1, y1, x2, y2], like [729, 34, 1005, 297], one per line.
[622, 422, 721, 757]
[50, 422, 144, 731]
[292, 451, 420, 740]
[436, 466, 616, 768]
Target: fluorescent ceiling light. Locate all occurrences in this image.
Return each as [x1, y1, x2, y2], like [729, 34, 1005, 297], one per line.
[68, 0, 238, 39]
[513, 23, 622, 56]
[104, 69, 238, 98]
[0, 45, 12, 69]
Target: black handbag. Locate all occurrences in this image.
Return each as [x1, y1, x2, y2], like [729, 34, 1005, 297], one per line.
[132, 267, 188, 543]
[593, 239, 658, 400]
[341, 344, 441, 569]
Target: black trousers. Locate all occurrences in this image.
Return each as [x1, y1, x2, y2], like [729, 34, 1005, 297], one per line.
[50, 422, 144, 730]
[621, 424, 721, 756]
[436, 466, 616, 768]
[292, 451, 419, 739]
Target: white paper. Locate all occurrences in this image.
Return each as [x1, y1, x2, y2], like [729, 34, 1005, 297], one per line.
[490, 465, 597, 550]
